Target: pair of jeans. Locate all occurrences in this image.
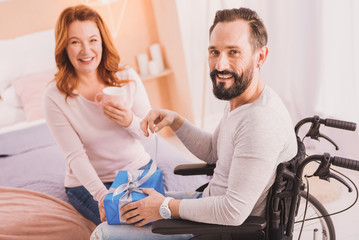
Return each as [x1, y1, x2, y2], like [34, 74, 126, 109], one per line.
[65, 182, 113, 225]
[66, 160, 154, 225]
[90, 191, 202, 240]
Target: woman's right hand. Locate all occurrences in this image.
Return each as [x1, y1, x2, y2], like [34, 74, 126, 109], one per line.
[140, 109, 184, 137]
[103, 101, 133, 128]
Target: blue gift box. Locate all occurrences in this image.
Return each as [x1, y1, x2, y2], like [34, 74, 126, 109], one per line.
[104, 160, 165, 225]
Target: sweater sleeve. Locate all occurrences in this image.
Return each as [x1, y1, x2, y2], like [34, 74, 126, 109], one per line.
[179, 110, 288, 225]
[43, 93, 108, 201]
[175, 120, 219, 164]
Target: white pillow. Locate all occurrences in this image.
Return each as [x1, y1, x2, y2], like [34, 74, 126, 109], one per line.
[1, 86, 22, 108]
[0, 101, 26, 129]
[0, 29, 56, 93]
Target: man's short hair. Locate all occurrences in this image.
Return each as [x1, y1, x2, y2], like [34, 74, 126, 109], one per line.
[209, 8, 268, 52]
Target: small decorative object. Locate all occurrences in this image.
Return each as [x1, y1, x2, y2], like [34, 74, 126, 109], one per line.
[148, 60, 160, 75]
[150, 43, 164, 72]
[136, 53, 149, 76]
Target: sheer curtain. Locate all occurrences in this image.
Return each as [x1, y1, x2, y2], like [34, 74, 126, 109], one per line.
[176, 0, 359, 157]
[317, 1, 359, 122]
[315, 0, 359, 158]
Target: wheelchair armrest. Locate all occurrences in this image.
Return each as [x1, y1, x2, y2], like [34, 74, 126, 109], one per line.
[174, 163, 215, 176]
[152, 216, 266, 235]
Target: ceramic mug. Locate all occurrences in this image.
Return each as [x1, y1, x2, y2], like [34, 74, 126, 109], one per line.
[95, 86, 126, 108]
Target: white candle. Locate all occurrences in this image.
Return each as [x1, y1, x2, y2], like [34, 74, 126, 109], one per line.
[136, 53, 149, 76]
[150, 43, 164, 72]
[149, 60, 160, 75]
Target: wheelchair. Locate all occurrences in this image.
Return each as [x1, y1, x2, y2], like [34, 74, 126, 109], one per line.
[151, 116, 358, 240]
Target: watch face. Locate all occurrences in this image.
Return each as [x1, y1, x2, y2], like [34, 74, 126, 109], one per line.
[160, 207, 171, 219]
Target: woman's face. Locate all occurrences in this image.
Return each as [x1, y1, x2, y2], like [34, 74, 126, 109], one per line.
[66, 20, 102, 76]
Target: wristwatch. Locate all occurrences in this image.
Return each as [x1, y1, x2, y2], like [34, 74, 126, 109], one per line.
[159, 197, 173, 219]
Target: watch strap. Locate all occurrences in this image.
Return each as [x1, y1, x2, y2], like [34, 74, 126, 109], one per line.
[162, 197, 172, 207]
[160, 197, 173, 219]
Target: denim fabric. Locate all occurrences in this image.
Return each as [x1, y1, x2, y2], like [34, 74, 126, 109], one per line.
[66, 182, 113, 225]
[91, 224, 193, 240]
[66, 160, 154, 225]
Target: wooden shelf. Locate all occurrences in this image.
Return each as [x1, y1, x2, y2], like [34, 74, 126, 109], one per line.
[140, 68, 173, 82]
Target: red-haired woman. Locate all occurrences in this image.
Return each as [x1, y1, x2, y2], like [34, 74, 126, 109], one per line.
[44, 5, 152, 225]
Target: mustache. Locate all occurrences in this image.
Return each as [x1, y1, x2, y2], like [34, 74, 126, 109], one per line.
[210, 69, 236, 77]
[210, 70, 241, 85]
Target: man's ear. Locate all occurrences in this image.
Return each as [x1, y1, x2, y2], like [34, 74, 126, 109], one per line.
[257, 46, 268, 68]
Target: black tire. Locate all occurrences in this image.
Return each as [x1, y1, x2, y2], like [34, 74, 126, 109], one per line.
[293, 191, 336, 240]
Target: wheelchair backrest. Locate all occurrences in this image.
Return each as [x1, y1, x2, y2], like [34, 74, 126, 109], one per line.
[266, 136, 306, 240]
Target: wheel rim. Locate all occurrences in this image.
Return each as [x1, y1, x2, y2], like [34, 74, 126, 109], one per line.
[293, 195, 333, 240]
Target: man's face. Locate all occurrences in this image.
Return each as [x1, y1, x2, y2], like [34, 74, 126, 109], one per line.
[208, 20, 256, 100]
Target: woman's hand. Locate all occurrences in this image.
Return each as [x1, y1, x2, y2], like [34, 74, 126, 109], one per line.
[103, 101, 133, 127]
[98, 195, 107, 222]
[120, 188, 165, 227]
[140, 109, 184, 137]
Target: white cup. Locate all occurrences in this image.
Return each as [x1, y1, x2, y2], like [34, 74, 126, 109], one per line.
[95, 86, 126, 108]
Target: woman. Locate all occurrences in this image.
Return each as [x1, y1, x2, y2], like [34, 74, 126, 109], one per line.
[44, 5, 153, 225]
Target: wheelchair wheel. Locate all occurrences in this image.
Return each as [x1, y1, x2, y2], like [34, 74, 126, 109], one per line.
[293, 191, 336, 240]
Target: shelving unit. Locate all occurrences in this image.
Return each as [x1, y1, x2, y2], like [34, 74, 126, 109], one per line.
[106, 0, 194, 137]
[140, 68, 173, 82]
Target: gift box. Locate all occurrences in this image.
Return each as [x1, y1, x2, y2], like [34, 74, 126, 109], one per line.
[104, 160, 164, 225]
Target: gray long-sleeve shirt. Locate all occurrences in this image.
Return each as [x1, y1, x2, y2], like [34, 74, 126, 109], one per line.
[177, 86, 297, 226]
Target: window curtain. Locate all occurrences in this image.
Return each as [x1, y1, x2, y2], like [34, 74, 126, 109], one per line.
[176, 0, 359, 157]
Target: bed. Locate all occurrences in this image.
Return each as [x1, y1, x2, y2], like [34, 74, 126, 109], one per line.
[0, 30, 208, 239]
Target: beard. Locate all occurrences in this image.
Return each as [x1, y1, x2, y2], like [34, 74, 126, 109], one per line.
[210, 63, 254, 100]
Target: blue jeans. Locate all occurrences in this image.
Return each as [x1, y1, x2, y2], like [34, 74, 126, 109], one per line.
[90, 191, 202, 240]
[66, 160, 154, 225]
[66, 182, 113, 225]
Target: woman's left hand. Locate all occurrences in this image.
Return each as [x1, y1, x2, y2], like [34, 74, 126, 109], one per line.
[103, 101, 133, 127]
[98, 195, 107, 222]
[120, 188, 165, 227]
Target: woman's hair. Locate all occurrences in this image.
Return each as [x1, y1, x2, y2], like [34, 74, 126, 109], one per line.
[209, 8, 268, 52]
[54, 4, 129, 99]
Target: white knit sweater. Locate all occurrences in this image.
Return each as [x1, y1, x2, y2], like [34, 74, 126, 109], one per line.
[177, 86, 297, 226]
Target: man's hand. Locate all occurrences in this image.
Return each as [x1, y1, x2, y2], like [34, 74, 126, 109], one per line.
[120, 188, 165, 227]
[103, 101, 133, 128]
[98, 195, 107, 222]
[140, 109, 184, 137]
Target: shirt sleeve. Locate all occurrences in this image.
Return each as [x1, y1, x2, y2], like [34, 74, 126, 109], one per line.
[43, 93, 108, 201]
[179, 110, 287, 225]
[174, 120, 219, 164]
